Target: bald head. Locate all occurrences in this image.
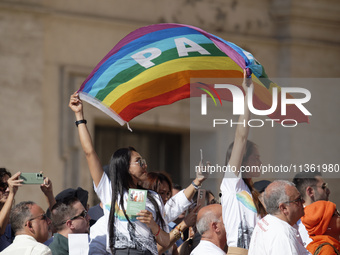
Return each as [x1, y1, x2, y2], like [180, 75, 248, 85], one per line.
[196, 204, 226, 249]
[196, 204, 222, 235]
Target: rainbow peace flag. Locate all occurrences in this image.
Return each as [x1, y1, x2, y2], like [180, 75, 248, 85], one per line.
[78, 23, 309, 125]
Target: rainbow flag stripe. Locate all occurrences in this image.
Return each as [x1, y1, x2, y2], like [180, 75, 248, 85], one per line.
[78, 23, 308, 125]
[236, 191, 257, 213]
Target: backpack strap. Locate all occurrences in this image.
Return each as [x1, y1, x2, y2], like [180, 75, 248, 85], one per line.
[314, 242, 340, 255]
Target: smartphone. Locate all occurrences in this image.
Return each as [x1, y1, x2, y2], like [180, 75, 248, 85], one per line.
[20, 173, 44, 184]
[197, 188, 206, 209]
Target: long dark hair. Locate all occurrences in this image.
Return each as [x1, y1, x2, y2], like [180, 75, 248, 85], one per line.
[108, 147, 165, 254]
[225, 140, 267, 218]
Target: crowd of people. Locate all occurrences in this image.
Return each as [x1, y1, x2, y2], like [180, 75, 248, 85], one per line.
[0, 72, 339, 255]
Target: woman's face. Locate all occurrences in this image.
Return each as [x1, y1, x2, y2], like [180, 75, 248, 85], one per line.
[0, 175, 10, 204]
[129, 151, 148, 186]
[243, 146, 262, 178]
[158, 181, 171, 204]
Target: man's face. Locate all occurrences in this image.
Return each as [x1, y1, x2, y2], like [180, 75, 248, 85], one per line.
[69, 201, 90, 234]
[313, 176, 330, 202]
[28, 204, 51, 243]
[285, 185, 305, 225]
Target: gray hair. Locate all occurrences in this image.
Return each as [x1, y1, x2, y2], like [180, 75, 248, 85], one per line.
[196, 210, 221, 235]
[10, 201, 35, 234]
[263, 180, 295, 215]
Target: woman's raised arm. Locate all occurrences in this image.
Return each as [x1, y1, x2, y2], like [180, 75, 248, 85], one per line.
[0, 172, 22, 235]
[228, 70, 253, 176]
[69, 92, 103, 187]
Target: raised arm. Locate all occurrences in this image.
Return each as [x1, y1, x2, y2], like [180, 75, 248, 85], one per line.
[69, 92, 103, 187]
[183, 176, 205, 202]
[40, 177, 56, 210]
[0, 172, 22, 235]
[228, 70, 253, 176]
[182, 159, 209, 202]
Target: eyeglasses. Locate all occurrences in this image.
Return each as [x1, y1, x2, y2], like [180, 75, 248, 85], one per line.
[0, 182, 8, 192]
[316, 183, 328, 190]
[283, 196, 304, 205]
[60, 210, 87, 225]
[25, 214, 49, 226]
[130, 158, 147, 168]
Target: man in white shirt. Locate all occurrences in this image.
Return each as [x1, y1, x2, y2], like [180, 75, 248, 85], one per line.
[1, 201, 52, 255]
[191, 204, 226, 255]
[292, 171, 331, 247]
[248, 180, 311, 255]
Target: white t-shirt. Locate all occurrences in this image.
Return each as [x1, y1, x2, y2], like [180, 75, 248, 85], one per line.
[220, 167, 259, 249]
[297, 218, 312, 247]
[90, 182, 191, 254]
[190, 240, 226, 255]
[94, 173, 165, 255]
[248, 214, 311, 255]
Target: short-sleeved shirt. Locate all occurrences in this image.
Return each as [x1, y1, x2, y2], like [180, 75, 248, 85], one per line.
[94, 173, 165, 255]
[248, 214, 311, 255]
[220, 167, 259, 249]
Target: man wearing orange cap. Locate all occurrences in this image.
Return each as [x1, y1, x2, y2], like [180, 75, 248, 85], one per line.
[301, 201, 340, 254]
[248, 180, 311, 255]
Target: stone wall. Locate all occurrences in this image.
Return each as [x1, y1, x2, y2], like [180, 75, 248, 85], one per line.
[0, 0, 339, 208]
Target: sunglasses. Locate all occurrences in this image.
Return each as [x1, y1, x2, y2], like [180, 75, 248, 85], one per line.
[131, 158, 147, 168]
[60, 210, 87, 225]
[316, 183, 329, 190]
[25, 214, 49, 226]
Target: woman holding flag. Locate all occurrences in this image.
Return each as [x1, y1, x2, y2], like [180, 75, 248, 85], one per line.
[69, 93, 169, 255]
[220, 70, 267, 254]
